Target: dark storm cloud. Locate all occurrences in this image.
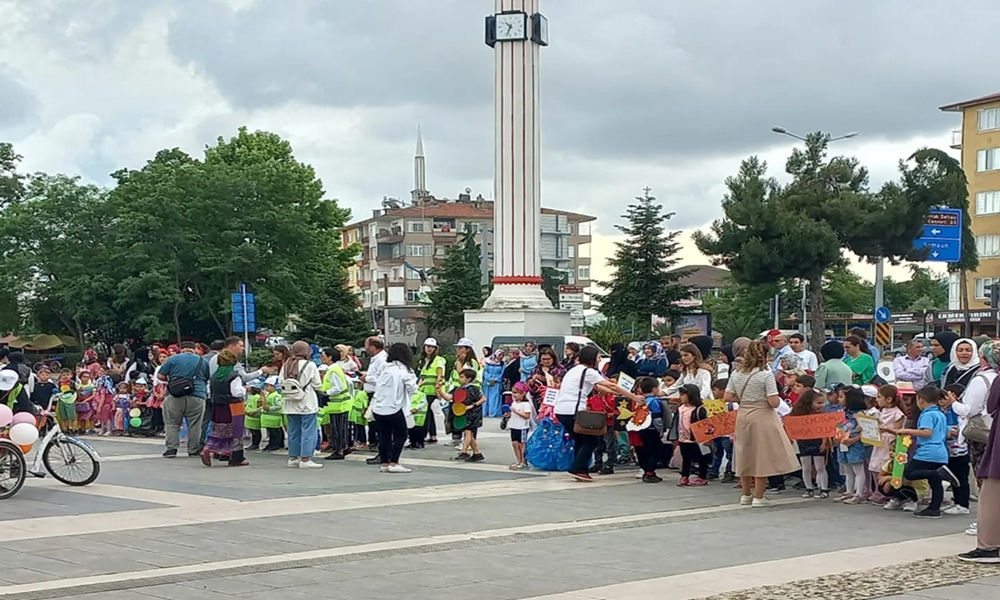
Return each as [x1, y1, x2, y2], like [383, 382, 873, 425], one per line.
[163, 0, 997, 162]
[0, 67, 35, 129]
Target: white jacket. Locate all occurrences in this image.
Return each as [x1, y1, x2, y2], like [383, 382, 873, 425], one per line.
[372, 361, 418, 416]
[279, 359, 322, 415]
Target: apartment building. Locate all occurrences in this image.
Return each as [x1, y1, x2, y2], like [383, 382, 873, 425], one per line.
[941, 92, 1000, 308]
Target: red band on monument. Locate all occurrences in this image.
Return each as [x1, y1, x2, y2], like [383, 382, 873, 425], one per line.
[493, 276, 543, 285]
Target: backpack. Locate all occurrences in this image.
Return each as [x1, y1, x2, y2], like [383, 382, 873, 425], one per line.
[281, 363, 306, 403]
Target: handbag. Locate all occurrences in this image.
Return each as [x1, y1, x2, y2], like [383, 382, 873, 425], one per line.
[963, 415, 990, 444]
[572, 368, 608, 436]
[166, 357, 205, 398]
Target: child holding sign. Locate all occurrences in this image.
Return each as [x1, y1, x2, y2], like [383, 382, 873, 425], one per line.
[790, 389, 830, 499]
[677, 383, 711, 486]
[868, 385, 905, 505]
[837, 388, 869, 505]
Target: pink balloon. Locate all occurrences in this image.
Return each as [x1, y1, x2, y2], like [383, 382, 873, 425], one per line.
[11, 412, 36, 426]
[0, 404, 11, 427]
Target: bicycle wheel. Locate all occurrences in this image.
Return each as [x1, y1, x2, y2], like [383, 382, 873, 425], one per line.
[0, 440, 26, 499]
[42, 437, 100, 486]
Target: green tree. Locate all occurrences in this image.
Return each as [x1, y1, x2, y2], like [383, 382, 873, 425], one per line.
[594, 189, 691, 336]
[423, 227, 483, 334]
[541, 267, 568, 307]
[0, 142, 26, 208]
[694, 134, 937, 352]
[823, 265, 872, 314]
[883, 265, 948, 312]
[295, 262, 374, 347]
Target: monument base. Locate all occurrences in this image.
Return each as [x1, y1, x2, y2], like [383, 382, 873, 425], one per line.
[463, 308, 572, 349]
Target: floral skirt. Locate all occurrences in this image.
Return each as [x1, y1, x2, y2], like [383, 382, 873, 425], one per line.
[205, 402, 246, 456]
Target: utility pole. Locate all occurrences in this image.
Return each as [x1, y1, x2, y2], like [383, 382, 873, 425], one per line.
[772, 294, 780, 329]
[874, 258, 884, 351]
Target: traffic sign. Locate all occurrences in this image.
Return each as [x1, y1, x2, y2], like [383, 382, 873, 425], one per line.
[915, 208, 963, 263]
[232, 284, 257, 333]
[875, 306, 891, 324]
[874, 322, 892, 346]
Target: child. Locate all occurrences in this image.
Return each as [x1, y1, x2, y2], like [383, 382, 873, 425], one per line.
[938, 384, 971, 516]
[348, 379, 369, 450]
[822, 383, 847, 490]
[438, 369, 486, 462]
[791, 389, 830, 499]
[879, 456, 931, 512]
[94, 374, 115, 436]
[880, 386, 961, 518]
[261, 376, 286, 452]
[112, 382, 131, 435]
[676, 383, 710, 486]
[245, 383, 264, 451]
[592, 387, 619, 475]
[56, 369, 78, 433]
[632, 376, 665, 483]
[660, 369, 680, 397]
[407, 392, 428, 449]
[868, 384, 905, 505]
[76, 371, 97, 434]
[707, 378, 735, 483]
[836, 387, 868, 504]
[507, 382, 533, 470]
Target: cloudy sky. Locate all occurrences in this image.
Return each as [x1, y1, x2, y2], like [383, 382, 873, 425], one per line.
[1, 0, 994, 285]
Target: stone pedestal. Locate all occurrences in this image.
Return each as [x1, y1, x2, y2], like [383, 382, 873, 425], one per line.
[463, 308, 571, 349]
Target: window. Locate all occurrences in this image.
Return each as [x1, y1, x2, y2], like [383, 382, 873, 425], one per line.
[369, 223, 377, 235]
[568, 245, 575, 258]
[978, 191, 1000, 216]
[976, 277, 1000, 299]
[577, 222, 592, 236]
[407, 220, 426, 233]
[378, 290, 386, 304]
[391, 267, 402, 281]
[566, 270, 575, 285]
[406, 290, 420, 304]
[978, 148, 1000, 172]
[980, 108, 1000, 132]
[978, 234, 1000, 258]
[407, 269, 422, 280]
[407, 244, 429, 256]
[465, 222, 484, 234]
[578, 265, 590, 280]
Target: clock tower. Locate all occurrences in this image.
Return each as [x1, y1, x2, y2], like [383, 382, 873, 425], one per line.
[464, 1, 571, 344]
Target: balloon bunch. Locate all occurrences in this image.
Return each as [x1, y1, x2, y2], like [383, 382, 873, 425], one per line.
[0, 404, 40, 453]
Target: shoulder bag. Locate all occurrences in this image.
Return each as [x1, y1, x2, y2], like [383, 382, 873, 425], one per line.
[573, 368, 608, 436]
[166, 357, 205, 398]
[962, 374, 993, 444]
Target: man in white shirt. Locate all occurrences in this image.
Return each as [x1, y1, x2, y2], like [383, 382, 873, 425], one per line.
[893, 340, 930, 389]
[360, 336, 387, 464]
[788, 333, 819, 372]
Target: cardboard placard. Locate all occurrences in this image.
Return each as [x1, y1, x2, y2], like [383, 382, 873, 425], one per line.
[542, 387, 558, 407]
[855, 413, 882, 446]
[891, 435, 912, 489]
[691, 411, 737, 443]
[703, 399, 728, 417]
[782, 412, 844, 441]
[617, 373, 635, 394]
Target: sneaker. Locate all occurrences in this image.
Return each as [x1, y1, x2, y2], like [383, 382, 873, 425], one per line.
[425, 438, 438, 444]
[598, 465, 615, 476]
[689, 477, 709, 486]
[387, 464, 412, 473]
[324, 453, 346, 461]
[642, 474, 661, 484]
[722, 472, 736, 483]
[677, 477, 690, 487]
[162, 449, 177, 458]
[570, 472, 593, 482]
[958, 548, 1000, 564]
[752, 497, 772, 508]
[903, 501, 919, 512]
[884, 498, 906, 510]
[298, 460, 323, 469]
[706, 472, 720, 481]
[247, 445, 260, 451]
[519, 462, 528, 470]
[765, 486, 785, 494]
[465, 453, 485, 463]
[380, 465, 389, 472]
[740, 495, 753, 506]
[834, 493, 853, 503]
[286, 459, 300, 468]
[509, 463, 522, 471]
[802, 490, 815, 499]
[635, 469, 644, 480]
[843, 496, 864, 505]
[938, 466, 961, 489]
[589, 464, 602, 474]
[868, 491, 888, 504]
[365, 456, 382, 465]
[452, 452, 471, 461]
[967, 523, 979, 536]
[944, 505, 971, 516]
[913, 507, 942, 519]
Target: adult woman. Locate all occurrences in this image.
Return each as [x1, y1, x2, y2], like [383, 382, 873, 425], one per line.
[666, 344, 713, 400]
[959, 341, 1000, 563]
[943, 338, 980, 390]
[83, 349, 103, 379]
[502, 349, 521, 391]
[562, 342, 580, 370]
[731, 337, 751, 365]
[334, 344, 359, 376]
[814, 340, 853, 389]
[690, 335, 717, 376]
[519, 341, 538, 383]
[605, 343, 639, 380]
[107, 344, 129, 383]
[279, 341, 323, 469]
[416, 338, 447, 441]
[483, 348, 506, 418]
[725, 340, 798, 506]
[481, 347, 493, 368]
[201, 350, 249, 467]
[528, 347, 566, 398]
[928, 331, 959, 387]
[372, 343, 418, 473]
[843, 336, 875, 385]
[635, 342, 667, 378]
[554, 346, 641, 482]
[271, 345, 292, 371]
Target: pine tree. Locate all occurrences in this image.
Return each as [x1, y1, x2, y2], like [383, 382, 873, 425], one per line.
[295, 264, 373, 348]
[594, 188, 691, 334]
[423, 227, 483, 334]
[541, 267, 568, 307]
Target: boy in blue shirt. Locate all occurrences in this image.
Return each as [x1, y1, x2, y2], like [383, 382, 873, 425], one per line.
[881, 386, 961, 518]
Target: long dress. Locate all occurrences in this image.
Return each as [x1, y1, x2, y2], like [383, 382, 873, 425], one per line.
[483, 361, 505, 418]
[204, 373, 246, 466]
[729, 368, 799, 478]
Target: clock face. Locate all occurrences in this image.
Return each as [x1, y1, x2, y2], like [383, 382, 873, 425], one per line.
[495, 12, 527, 41]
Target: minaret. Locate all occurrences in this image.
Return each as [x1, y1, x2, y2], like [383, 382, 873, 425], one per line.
[412, 125, 426, 203]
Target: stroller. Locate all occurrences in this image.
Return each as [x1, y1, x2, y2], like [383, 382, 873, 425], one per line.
[127, 405, 156, 437]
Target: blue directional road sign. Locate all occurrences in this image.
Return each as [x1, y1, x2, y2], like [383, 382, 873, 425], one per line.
[875, 306, 891, 324]
[231, 283, 257, 333]
[914, 208, 963, 263]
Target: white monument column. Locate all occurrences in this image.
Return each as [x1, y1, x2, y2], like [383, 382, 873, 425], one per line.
[483, 0, 551, 310]
[464, 1, 569, 343]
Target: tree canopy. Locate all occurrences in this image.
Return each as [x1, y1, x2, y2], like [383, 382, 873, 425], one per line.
[423, 227, 483, 334]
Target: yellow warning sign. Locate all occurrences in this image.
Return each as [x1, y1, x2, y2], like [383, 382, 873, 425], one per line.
[875, 322, 892, 346]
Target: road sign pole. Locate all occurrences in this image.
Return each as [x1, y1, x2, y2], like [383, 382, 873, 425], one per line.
[874, 258, 884, 350]
[241, 283, 250, 353]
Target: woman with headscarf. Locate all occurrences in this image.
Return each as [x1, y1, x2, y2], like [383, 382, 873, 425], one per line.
[605, 343, 639, 380]
[518, 341, 538, 383]
[201, 350, 249, 467]
[83, 349, 103, 379]
[731, 337, 751, 365]
[958, 340, 1000, 563]
[279, 340, 323, 469]
[928, 331, 959, 388]
[635, 342, 668, 378]
[334, 344, 359, 376]
[483, 348, 507, 418]
[502, 349, 522, 392]
[690, 335, 717, 376]
[814, 340, 853, 390]
[942, 338, 981, 390]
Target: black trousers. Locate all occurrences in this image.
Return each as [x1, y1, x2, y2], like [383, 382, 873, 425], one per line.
[948, 453, 971, 508]
[557, 414, 600, 475]
[374, 410, 407, 464]
[635, 428, 661, 474]
[249, 429, 262, 448]
[264, 427, 284, 451]
[904, 458, 946, 510]
[424, 394, 437, 438]
[679, 442, 710, 479]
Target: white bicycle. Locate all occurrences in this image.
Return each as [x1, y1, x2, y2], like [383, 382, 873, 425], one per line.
[27, 407, 102, 487]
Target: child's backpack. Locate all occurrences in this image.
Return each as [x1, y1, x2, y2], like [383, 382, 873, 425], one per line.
[280, 375, 305, 403]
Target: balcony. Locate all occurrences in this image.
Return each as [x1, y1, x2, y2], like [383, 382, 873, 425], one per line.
[376, 226, 404, 244]
[376, 254, 404, 266]
[951, 129, 962, 150]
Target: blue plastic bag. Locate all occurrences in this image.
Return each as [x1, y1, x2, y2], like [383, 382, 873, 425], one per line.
[525, 417, 575, 471]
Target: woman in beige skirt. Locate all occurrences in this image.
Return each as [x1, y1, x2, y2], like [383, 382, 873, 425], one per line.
[725, 340, 798, 508]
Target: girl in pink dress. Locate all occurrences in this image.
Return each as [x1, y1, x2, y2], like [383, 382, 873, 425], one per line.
[869, 384, 905, 503]
[95, 375, 115, 436]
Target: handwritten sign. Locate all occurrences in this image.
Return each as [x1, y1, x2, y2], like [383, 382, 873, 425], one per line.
[856, 414, 881, 446]
[542, 387, 558, 407]
[617, 373, 635, 393]
[782, 412, 844, 441]
[703, 400, 727, 417]
[691, 411, 737, 444]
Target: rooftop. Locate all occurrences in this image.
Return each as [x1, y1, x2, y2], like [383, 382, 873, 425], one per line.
[344, 199, 596, 229]
[668, 264, 730, 289]
[939, 91, 1000, 112]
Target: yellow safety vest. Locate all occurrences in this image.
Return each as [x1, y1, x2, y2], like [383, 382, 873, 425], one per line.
[419, 356, 447, 396]
[321, 364, 352, 414]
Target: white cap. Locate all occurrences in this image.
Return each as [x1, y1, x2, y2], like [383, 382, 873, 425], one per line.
[861, 384, 879, 398]
[318, 363, 330, 371]
[134, 377, 148, 386]
[423, 337, 438, 347]
[0, 370, 18, 391]
[265, 375, 280, 386]
[454, 337, 474, 348]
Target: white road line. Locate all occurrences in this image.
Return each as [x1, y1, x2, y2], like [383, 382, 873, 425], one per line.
[343, 453, 548, 475]
[27, 479, 238, 508]
[0, 499, 809, 598]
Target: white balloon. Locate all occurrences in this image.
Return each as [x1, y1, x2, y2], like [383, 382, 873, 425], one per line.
[9, 422, 39, 446]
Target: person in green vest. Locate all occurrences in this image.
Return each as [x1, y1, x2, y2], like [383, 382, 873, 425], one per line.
[348, 379, 369, 449]
[407, 392, 428, 449]
[260, 376, 285, 452]
[244, 382, 264, 451]
[444, 338, 481, 447]
[416, 338, 447, 446]
[320, 347, 353, 461]
[843, 335, 876, 385]
[0, 369, 33, 415]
